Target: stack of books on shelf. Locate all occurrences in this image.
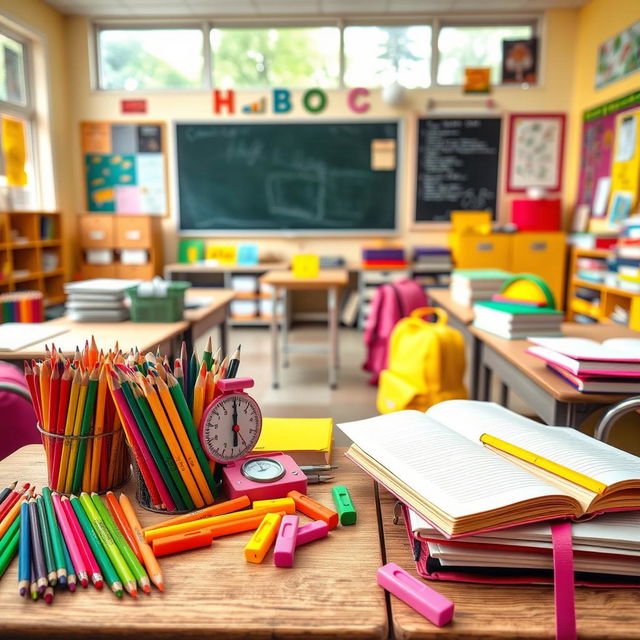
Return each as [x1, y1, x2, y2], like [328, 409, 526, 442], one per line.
[527, 336, 640, 393]
[450, 269, 511, 307]
[361, 247, 407, 270]
[413, 247, 452, 271]
[338, 401, 640, 605]
[615, 217, 640, 293]
[473, 300, 563, 339]
[64, 278, 141, 322]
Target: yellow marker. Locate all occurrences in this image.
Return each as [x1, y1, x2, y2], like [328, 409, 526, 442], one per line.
[252, 498, 295, 515]
[244, 513, 282, 564]
[480, 433, 607, 495]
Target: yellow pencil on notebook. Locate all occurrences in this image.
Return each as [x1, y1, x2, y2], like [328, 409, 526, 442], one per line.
[480, 433, 607, 495]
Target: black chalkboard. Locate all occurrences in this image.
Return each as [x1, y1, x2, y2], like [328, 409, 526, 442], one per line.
[176, 121, 399, 232]
[414, 117, 501, 223]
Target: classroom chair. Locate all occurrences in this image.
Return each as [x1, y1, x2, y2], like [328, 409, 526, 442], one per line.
[0, 361, 39, 461]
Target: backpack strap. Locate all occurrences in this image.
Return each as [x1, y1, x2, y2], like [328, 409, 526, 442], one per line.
[0, 381, 32, 402]
[388, 282, 406, 318]
[551, 521, 576, 640]
[410, 307, 449, 325]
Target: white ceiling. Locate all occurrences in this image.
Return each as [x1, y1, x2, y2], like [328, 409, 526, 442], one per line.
[43, 0, 589, 18]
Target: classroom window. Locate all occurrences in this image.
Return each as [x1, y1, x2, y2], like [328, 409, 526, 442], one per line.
[0, 31, 27, 105]
[210, 26, 340, 89]
[437, 23, 535, 85]
[97, 27, 205, 90]
[343, 25, 431, 88]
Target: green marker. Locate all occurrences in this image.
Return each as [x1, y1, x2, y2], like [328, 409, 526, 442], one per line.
[69, 495, 122, 598]
[78, 492, 137, 597]
[89, 493, 150, 594]
[42, 487, 67, 585]
[331, 485, 357, 526]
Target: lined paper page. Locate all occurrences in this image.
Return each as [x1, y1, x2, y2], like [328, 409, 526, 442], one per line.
[338, 412, 562, 519]
[427, 401, 640, 488]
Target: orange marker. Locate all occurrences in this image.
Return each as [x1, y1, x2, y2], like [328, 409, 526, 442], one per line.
[143, 495, 250, 533]
[251, 498, 296, 515]
[151, 530, 214, 557]
[287, 491, 338, 530]
[244, 513, 282, 563]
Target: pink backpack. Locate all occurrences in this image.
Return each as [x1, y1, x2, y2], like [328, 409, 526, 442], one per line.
[0, 362, 39, 461]
[363, 279, 428, 385]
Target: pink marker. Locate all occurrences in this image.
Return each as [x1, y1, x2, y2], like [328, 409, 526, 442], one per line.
[296, 520, 328, 547]
[274, 515, 299, 568]
[376, 563, 454, 627]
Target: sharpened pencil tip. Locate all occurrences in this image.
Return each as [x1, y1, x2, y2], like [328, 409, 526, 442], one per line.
[157, 583, 165, 592]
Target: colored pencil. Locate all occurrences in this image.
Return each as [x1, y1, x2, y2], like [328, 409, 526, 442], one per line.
[60, 534, 77, 592]
[78, 493, 137, 597]
[40, 359, 52, 432]
[51, 365, 72, 489]
[90, 366, 108, 492]
[188, 351, 199, 410]
[118, 494, 164, 592]
[0, 513, 20, 556]
[28, 498, 48, 594]
[192, 361, 206, 428]
[91, 493, 150, 594]
[29, 557, 38, 600]
[35, 496, 57, 586]
[202, 335, 213, 370]
[88, 335, 99, 369]
[47, 361, 61, 448]
[52, 492, 89, 588]
[217, 354, 230, 380]
[18, 501, 30, 596]
[0, 482, 28, 522]
[64, 369, 89, 493]
[226, 344, 241, 378]
[23, 362, 43, 427]
[69, 495, 122, 598]
[72, 365, 99, 493]
[57, 368, 81, 491]
[180, 341, 188, 397]
[41, 487, 67, 585]
[105, 491, 143, 564]
[0, 491, 25, 540]
[0, 526, 19, 579]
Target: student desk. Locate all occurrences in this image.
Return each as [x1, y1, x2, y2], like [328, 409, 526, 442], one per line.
[426, 289, 480, 400]
[377, 484, 640, 639]
[182, 287, 234, 355]
[471, 322, 640, 428]
[260, 269, 349, 389]
[0, 446, 387, 639]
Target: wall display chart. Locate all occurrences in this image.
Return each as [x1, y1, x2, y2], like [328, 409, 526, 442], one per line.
[81, 122, 168, 215]
[414, 117, 501, 223]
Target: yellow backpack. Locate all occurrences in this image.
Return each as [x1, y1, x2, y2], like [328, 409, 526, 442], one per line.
[377, 307, 468, 414]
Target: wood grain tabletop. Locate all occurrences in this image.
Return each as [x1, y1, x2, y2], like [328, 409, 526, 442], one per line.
[426, 289, 475, 326]
[0, 446, 387, 640]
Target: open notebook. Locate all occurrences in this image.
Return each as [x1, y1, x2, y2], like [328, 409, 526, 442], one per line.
[338, 401, 640, 538]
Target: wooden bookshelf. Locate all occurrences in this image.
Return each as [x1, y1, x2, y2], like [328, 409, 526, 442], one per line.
[566, 247, 640, 330]
[0, 211, 65, 306]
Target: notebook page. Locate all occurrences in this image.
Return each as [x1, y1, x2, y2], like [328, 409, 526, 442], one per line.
[338, 412, 563, 519]
[427, 401, 640, 488]
[528, 337, 640, 361]
[603, 338, 640, 356]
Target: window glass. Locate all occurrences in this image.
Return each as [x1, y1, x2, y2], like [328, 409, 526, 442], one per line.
[437, 24, 534, 85]
[211, 27, 340, 88]
[0, 32, 26, 105]
[344, 25, 431, 88]
[98, 28, 204, 90]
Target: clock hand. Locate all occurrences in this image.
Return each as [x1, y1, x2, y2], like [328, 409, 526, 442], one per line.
[232, 400, 238, 447]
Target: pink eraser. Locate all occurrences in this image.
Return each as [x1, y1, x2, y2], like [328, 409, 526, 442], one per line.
[376, 563, 454, 627]
[274, 515, 299, 568]
[296, 520, 329, 547]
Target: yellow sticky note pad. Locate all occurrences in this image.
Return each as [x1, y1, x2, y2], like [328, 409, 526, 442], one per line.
[292, 254, 319, 278]
[244, 512, 282, 563]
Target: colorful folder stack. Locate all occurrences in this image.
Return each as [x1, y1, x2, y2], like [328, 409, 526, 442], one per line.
[361, 247, 407, 270]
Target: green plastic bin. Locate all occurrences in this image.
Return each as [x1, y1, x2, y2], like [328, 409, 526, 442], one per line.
[126, 281, 191, 322]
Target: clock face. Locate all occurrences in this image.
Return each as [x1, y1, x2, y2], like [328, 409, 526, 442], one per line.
[241, 457, 286, 483]
[199, 392, 262, 463]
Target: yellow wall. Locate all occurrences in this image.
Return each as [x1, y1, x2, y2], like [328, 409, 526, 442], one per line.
[64, 10, 579, 266]
[566, 0, 640, 214]
[0, 0, 73, 280]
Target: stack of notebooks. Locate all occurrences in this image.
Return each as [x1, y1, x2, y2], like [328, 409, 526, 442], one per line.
[473, 300, 563, 339]
[527, 336, 640, 393]
[413, 247, 452, 271]
[64, 278, 141, 322]
[615, 216, 640, 293]
[338, 400, 640, 587]
[361, 247, 407, 270]
[450, 269, 511, 307]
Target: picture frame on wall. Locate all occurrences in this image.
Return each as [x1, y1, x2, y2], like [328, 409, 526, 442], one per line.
[506, 113, 566, 193]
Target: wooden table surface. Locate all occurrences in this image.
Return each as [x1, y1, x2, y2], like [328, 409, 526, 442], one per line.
[260, 269, 349, 290]
[470, 322, 640, 404]
[182, 288, 234, 324]
[0, 446, 387, 640]
[165, 262, 289, 274]
[426, 289, 475, 326]
[378, 484, 640, 640]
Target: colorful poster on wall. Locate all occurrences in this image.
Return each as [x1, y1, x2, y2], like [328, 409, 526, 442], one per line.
[81, 122, 167, 215]
[463, 67, 491, 94]
[595, 20, 640, 89]
[502, 38, 538, 84]
[1, 116, 27, 187]
[506, 113, 565, 192]
[611, 109, 640, 207]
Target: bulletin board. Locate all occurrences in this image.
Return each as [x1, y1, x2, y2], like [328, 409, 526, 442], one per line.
[577, 90, 640, 210]
[81, 121, 168, 215]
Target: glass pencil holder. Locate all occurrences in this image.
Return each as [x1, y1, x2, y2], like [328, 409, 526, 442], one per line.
[37, 424, 130, 495]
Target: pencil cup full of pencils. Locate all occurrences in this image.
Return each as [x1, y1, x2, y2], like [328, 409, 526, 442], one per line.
[37, 425, 130, 495]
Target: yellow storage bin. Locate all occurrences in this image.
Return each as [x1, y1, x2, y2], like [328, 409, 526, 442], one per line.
[451, 233, 511, 270]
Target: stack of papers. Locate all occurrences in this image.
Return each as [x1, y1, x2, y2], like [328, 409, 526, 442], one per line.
[64, 279, 141, 322]
[473, 301, 563, 339]
[450, 269, 511, 307]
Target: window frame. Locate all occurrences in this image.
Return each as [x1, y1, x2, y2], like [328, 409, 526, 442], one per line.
[92, 15, 542, 93]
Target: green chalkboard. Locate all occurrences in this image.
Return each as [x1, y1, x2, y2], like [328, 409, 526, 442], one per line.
[175, 121, 399, 232]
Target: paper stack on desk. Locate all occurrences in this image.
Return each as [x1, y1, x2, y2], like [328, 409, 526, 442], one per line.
[473, 300, 563, 339]
[450, 269, 511, 307]
[64, 278, 141, 322]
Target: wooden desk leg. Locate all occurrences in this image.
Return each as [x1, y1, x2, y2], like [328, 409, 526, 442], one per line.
[471, 335, 481, 400]
[271, 288, 280, 389]
[329, 286, 338, 389]
[282, 289, 289, 368]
